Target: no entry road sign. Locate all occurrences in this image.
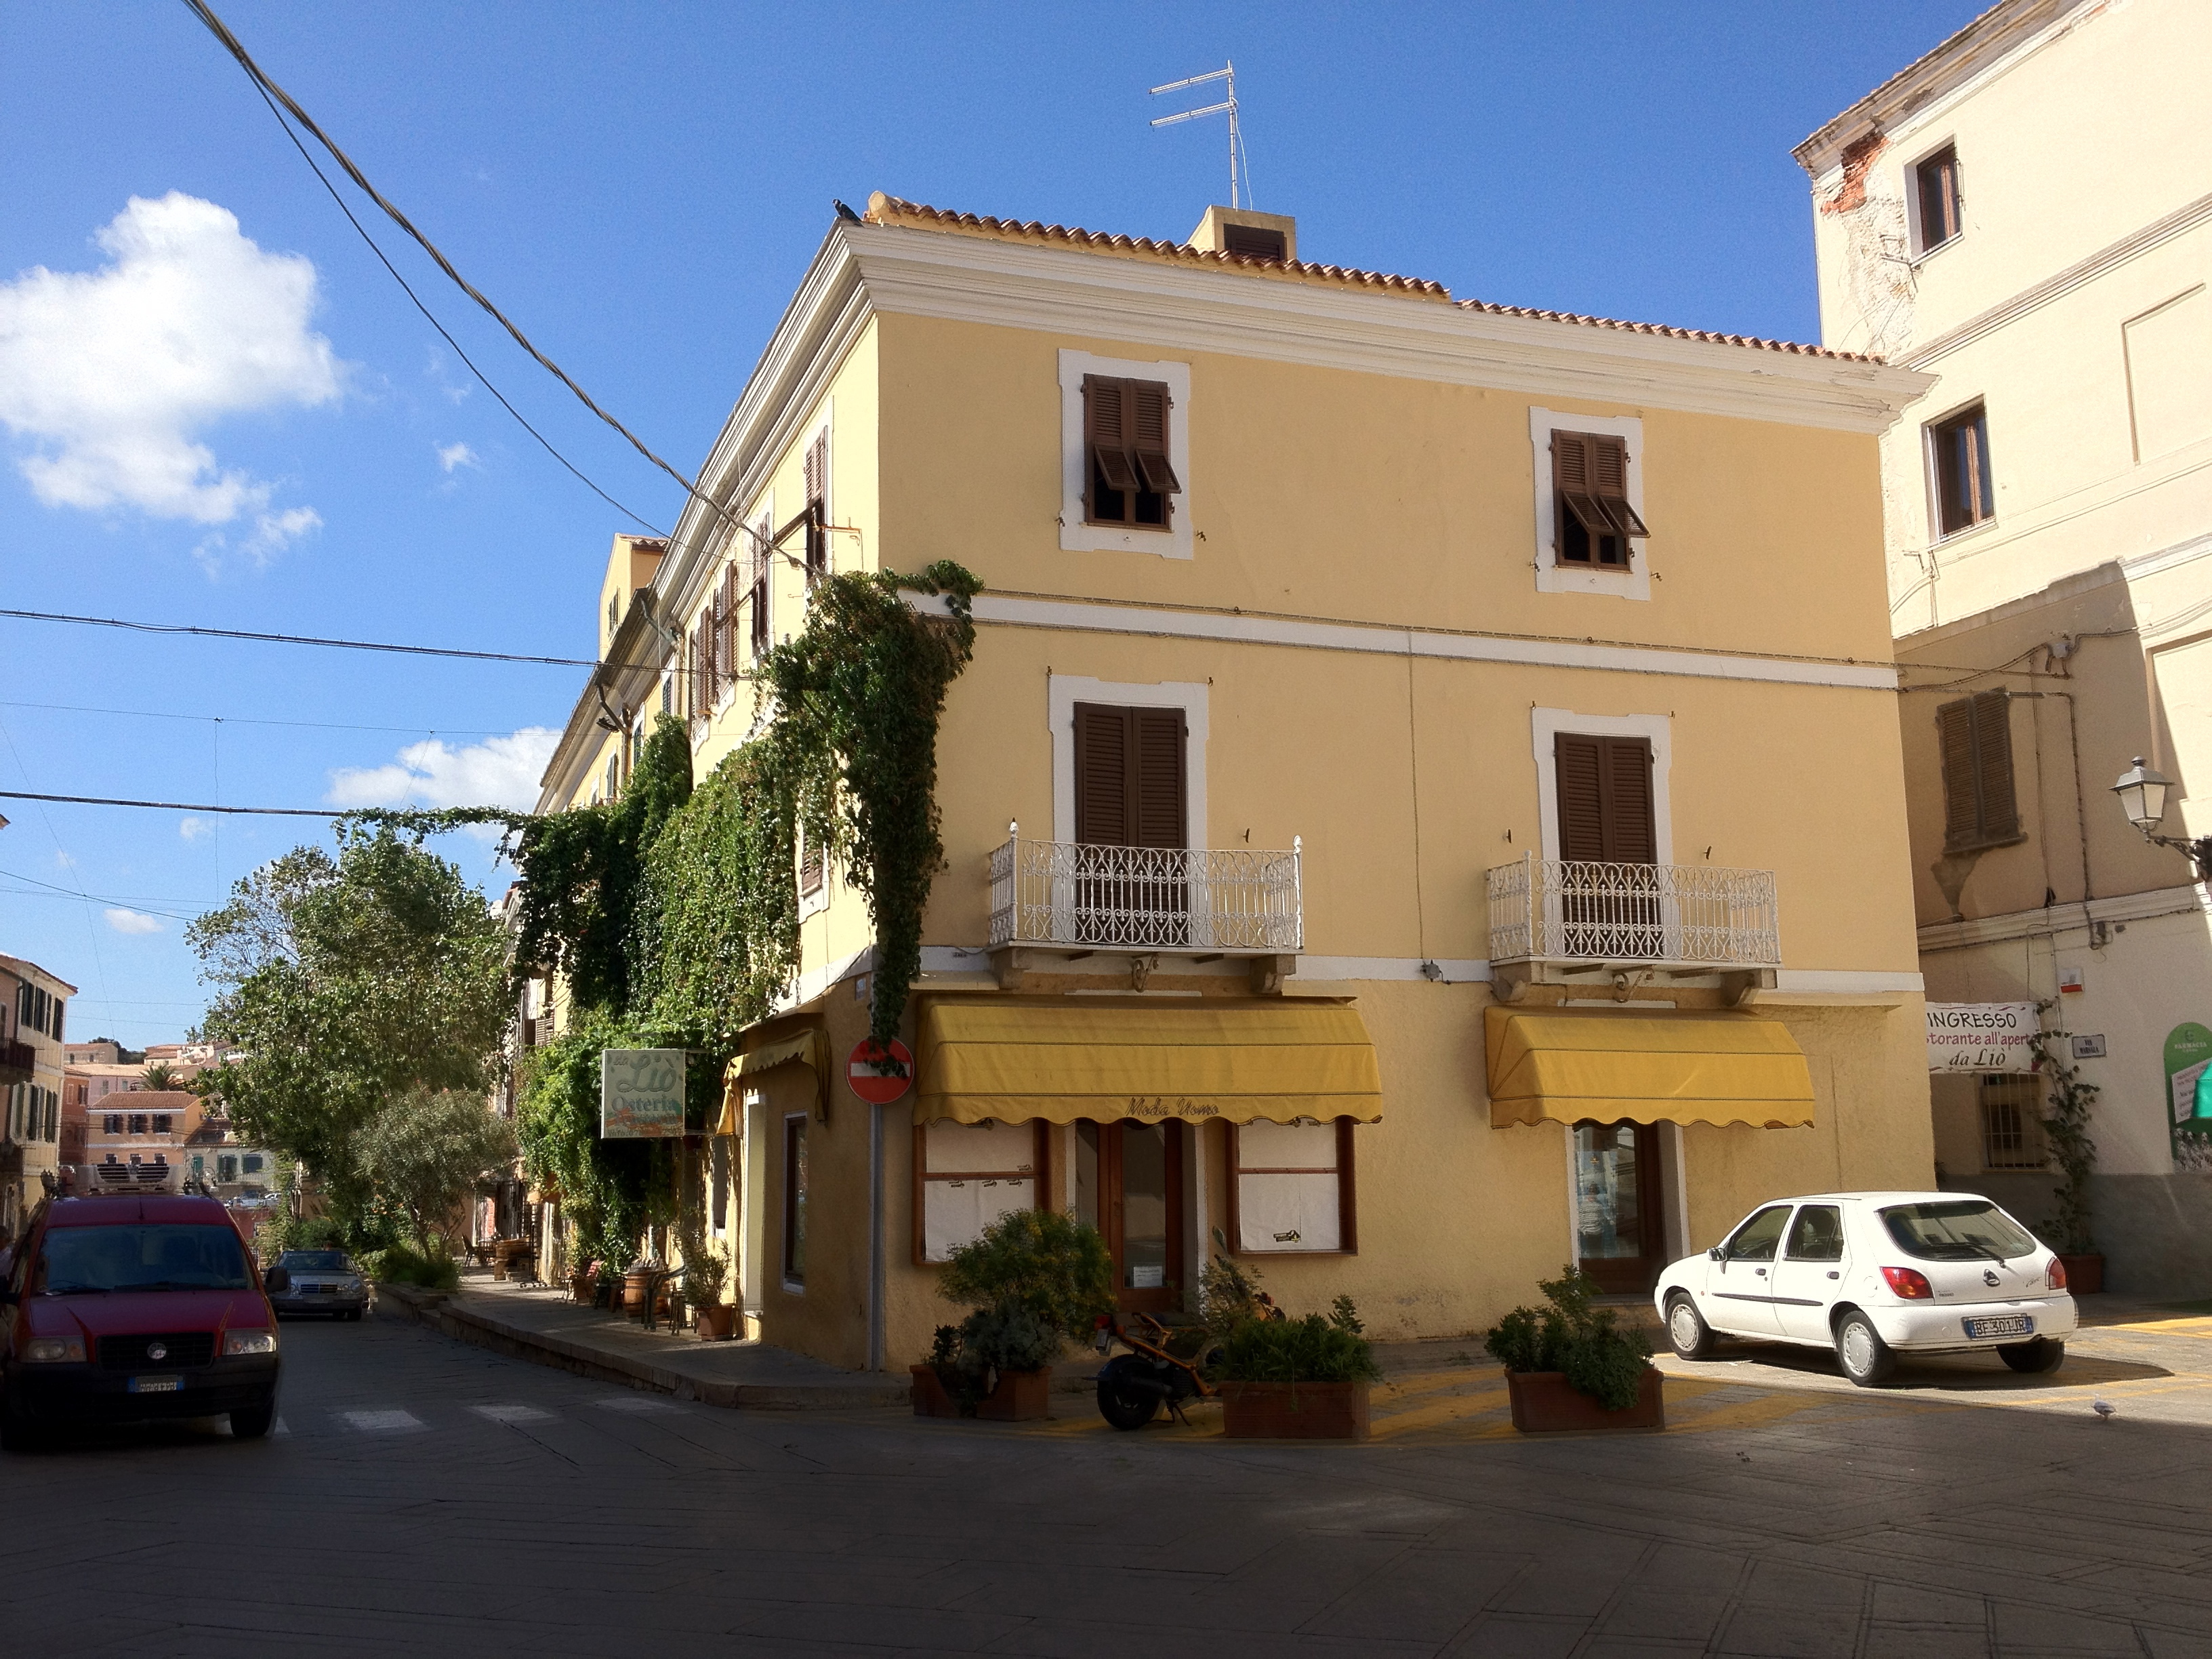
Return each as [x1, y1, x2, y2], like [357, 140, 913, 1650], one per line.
[848, 1038, 914, 1105]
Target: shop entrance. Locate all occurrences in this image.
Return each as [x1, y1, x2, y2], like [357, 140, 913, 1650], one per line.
[1572, 1120, 1664, 1294]
[1076, 1119, 1186, 1313]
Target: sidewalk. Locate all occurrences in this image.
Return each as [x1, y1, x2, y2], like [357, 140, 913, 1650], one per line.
[371, 1270, 910, 1410]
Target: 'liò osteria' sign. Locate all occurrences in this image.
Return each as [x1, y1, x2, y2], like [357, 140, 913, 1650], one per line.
[1925, 1004, 2040, 1073]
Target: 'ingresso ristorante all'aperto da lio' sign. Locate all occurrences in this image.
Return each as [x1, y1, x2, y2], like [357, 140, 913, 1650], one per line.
[600, 1048, 687, 1138]
[1924, 1003, 2040, 1073]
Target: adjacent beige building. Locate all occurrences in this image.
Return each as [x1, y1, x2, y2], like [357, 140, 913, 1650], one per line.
[1799, 0, 2212, 1290]
[1, 952, 75, 1233]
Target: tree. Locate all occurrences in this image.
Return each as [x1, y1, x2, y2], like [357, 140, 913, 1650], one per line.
[357, 1086, 517, 1252]
[188, 825, 510, 1221]
[141, 1062, 180, 1092]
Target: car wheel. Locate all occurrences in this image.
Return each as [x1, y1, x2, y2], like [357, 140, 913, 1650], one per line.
[1999, 1337, 2064, 1374]
[1665, 1293, 1717, 1361]
[230, 1399, 278, 1440]
[1095, 1359, 1161, 1431]
[1835, 1309, 1896, 1387]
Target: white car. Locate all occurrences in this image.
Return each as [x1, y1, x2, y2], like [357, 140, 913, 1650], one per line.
[1654, 1191, 2077, 1387]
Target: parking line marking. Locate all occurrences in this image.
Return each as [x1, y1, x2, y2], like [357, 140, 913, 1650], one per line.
[337, 1409, 426, 1433]
[470, 1404, 556, 1425]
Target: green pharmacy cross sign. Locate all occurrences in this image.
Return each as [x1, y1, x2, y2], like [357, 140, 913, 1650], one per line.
[2164, 1023, 2212, 1155]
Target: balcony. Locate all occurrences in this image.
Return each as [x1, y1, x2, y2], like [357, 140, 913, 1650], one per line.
[1486, 855, 1780, 996]
[0, 1039, 33, 1087]
[987, 832, 1302, 990]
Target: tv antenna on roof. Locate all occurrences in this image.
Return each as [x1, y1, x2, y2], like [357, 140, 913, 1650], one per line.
[1150, 62, 1252, 209]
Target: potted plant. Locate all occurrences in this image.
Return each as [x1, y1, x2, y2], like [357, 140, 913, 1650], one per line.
[1214, 1293, 1380, 1439]
[686, 1239, 735, 1340]
[2035, 1019, 2104, 1292]
[916, 1209, 1112, 1420]
[1487, 1266, 1663, 1433]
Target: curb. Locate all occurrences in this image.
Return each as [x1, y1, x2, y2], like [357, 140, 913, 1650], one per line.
[371, 1282, 909, 1410]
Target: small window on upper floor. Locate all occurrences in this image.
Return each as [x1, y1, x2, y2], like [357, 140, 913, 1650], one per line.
[1929, 403, 1995, 537]
[1551, 431, 1648, 569]
[1083, 376, 1181, 529]
[802, 430, 830, 580]
[1916, 146, 1963, 255]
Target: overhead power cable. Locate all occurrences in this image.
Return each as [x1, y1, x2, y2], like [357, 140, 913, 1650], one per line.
[0, 790, 356, 819]
[181, 0, 735, 541]
[0, 699, 512, 739]
[0, 608, 598, 668]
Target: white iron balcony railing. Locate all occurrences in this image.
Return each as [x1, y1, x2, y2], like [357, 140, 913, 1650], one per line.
[989, 832, 1303, 954]
[1487, 855, 1780, 972]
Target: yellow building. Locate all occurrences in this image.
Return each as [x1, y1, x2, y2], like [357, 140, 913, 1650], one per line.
[1, 953, 75, 1233]
[536, 192, 1937, 1369]
[1799, 0, 2212, 1292]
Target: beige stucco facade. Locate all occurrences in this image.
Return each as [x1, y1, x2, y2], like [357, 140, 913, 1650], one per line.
[1801, 0, 2212, 1292]
[1, 953, 75, 1234]
[538, 194, 1938, 1369]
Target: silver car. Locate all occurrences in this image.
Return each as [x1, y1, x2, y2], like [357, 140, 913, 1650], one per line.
[264, 1250, 368, 1321]
[1654, 1191, 2077, 1386]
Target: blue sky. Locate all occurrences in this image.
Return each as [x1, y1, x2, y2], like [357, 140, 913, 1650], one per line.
[0, 1, 1982, 1046]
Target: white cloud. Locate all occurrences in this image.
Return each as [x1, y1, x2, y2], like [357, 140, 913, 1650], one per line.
[327, 728, 560, 819]
[436, 441, 479, 474]
[0, 192, 339, 542]
[104, 907, 164, 935]
[179, 816, 213, 842]
[52, 850, 77, 870]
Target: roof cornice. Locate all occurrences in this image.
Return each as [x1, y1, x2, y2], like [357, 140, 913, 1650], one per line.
[1794, 0, 2091, 178]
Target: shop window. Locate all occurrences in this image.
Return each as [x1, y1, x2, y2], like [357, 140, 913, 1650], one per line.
[1229, 1119, 1357, 1254]
[914, 1120, 1048, 1264]
[1980, 1075, 2047, 1170]
[782, 1113, 808, 1290]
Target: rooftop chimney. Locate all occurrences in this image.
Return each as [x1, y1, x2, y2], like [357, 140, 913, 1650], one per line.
[1187, 205, 1296, 264]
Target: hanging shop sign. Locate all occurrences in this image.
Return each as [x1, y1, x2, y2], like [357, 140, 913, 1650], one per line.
[600, 1048, 687, 1139]
[848, 1037, 915, 1105]
[1924, 1003, 2040, 1073]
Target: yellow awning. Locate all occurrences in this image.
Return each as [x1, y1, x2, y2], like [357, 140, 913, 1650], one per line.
[1483, 1006, 1815, 1130]
[717, 1030, 824, 1134]
[916, 1000, 1383, 1127]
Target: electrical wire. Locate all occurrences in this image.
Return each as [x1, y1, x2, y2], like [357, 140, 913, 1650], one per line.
[181, 0, 743, 544]
[0, 608, 598, 667]
[0, 699, 512, 739]
[0, 790, 401, 819]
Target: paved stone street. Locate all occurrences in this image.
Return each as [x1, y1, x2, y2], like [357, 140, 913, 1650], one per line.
[11, 1306, 2212, 1657]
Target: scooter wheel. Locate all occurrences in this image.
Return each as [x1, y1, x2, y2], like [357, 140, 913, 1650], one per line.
[1096, 1364, 1161, 1431]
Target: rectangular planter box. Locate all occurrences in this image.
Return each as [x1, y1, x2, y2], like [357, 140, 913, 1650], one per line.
[1219, 1380, 1371, 1440]
[1506, 1368, 1664, 1433]
[911, 1366, 1052, 1420]
[2060, 1252, 2105, 1294]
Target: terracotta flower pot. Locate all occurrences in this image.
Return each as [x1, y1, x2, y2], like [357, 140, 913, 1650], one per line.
[695, 1303, 736, 1341]
[975, 1367, 1052, 1422]
[1506, 1368, 1664, 1433]
[911, 1366, 962, 1418]
[2060, 1252, 2105, 1294]
[1219, 1379, 1371, 1440]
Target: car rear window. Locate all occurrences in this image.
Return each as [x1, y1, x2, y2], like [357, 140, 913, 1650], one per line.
[1880, 1201, 2037, 1263]
[282, 1252, 350, 1271]
[37, 1225, 253, 1294]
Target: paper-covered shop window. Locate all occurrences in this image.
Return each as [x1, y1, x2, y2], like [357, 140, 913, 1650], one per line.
[1231, 1119, 1355, 1254]
[915, 1119, 1046, 1265]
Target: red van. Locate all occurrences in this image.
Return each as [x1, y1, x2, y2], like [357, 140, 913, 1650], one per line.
[1, 1191, 281, 1449]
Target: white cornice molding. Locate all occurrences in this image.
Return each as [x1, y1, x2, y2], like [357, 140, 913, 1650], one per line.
[910, 591, 1900, 693]
[842, 224, 1931, 434]
[1918, 884, 2212, 953]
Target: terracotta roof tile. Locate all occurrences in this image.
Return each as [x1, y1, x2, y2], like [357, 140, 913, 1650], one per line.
[862, 193, 1874, 363]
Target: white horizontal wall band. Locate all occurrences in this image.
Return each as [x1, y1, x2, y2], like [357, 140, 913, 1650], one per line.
[910, 592, 1899, 693]
[913, 947, 1909, 992]
[1917, 884, 2211, 954]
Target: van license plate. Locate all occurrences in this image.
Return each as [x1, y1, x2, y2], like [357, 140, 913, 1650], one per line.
[1963, 1315, 2032, 1340]
[127, 1375, 182, 1394]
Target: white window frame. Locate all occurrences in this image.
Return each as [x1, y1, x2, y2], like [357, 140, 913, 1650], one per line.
[1047, 674, 1208, 845]
[1058, 349, 1194, 560]
[1528, 407, 1650, 602]
[1906, 137, 1963, 262]
[1922, 394, 1997, 546]
[1530, 707, 1675, 865]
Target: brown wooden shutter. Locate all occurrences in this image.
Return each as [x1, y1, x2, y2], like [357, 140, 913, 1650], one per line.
[804, 434, 828, 576]
[1085, 376, 1139, 493]
[1939, 691, 2020, 851]
[1133, 708, 1187, 849]
[1131, 381, 1181, 494]
[1591, 435, 1649, 537]
[1555, 733, 1656, 863]
[1073, 703, 1129, 845]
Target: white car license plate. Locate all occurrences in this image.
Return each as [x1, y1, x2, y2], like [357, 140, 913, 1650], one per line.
[1963, 1314, 2033, 1340]
[308, 1285, 335, 1295]
[127, 1375, 182, 1394]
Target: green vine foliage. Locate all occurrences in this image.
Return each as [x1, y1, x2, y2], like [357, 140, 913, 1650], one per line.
[2032, 1008, 2100, 1254]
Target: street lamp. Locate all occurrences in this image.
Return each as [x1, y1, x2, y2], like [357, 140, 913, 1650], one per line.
[2111, 756, 2212, 881]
